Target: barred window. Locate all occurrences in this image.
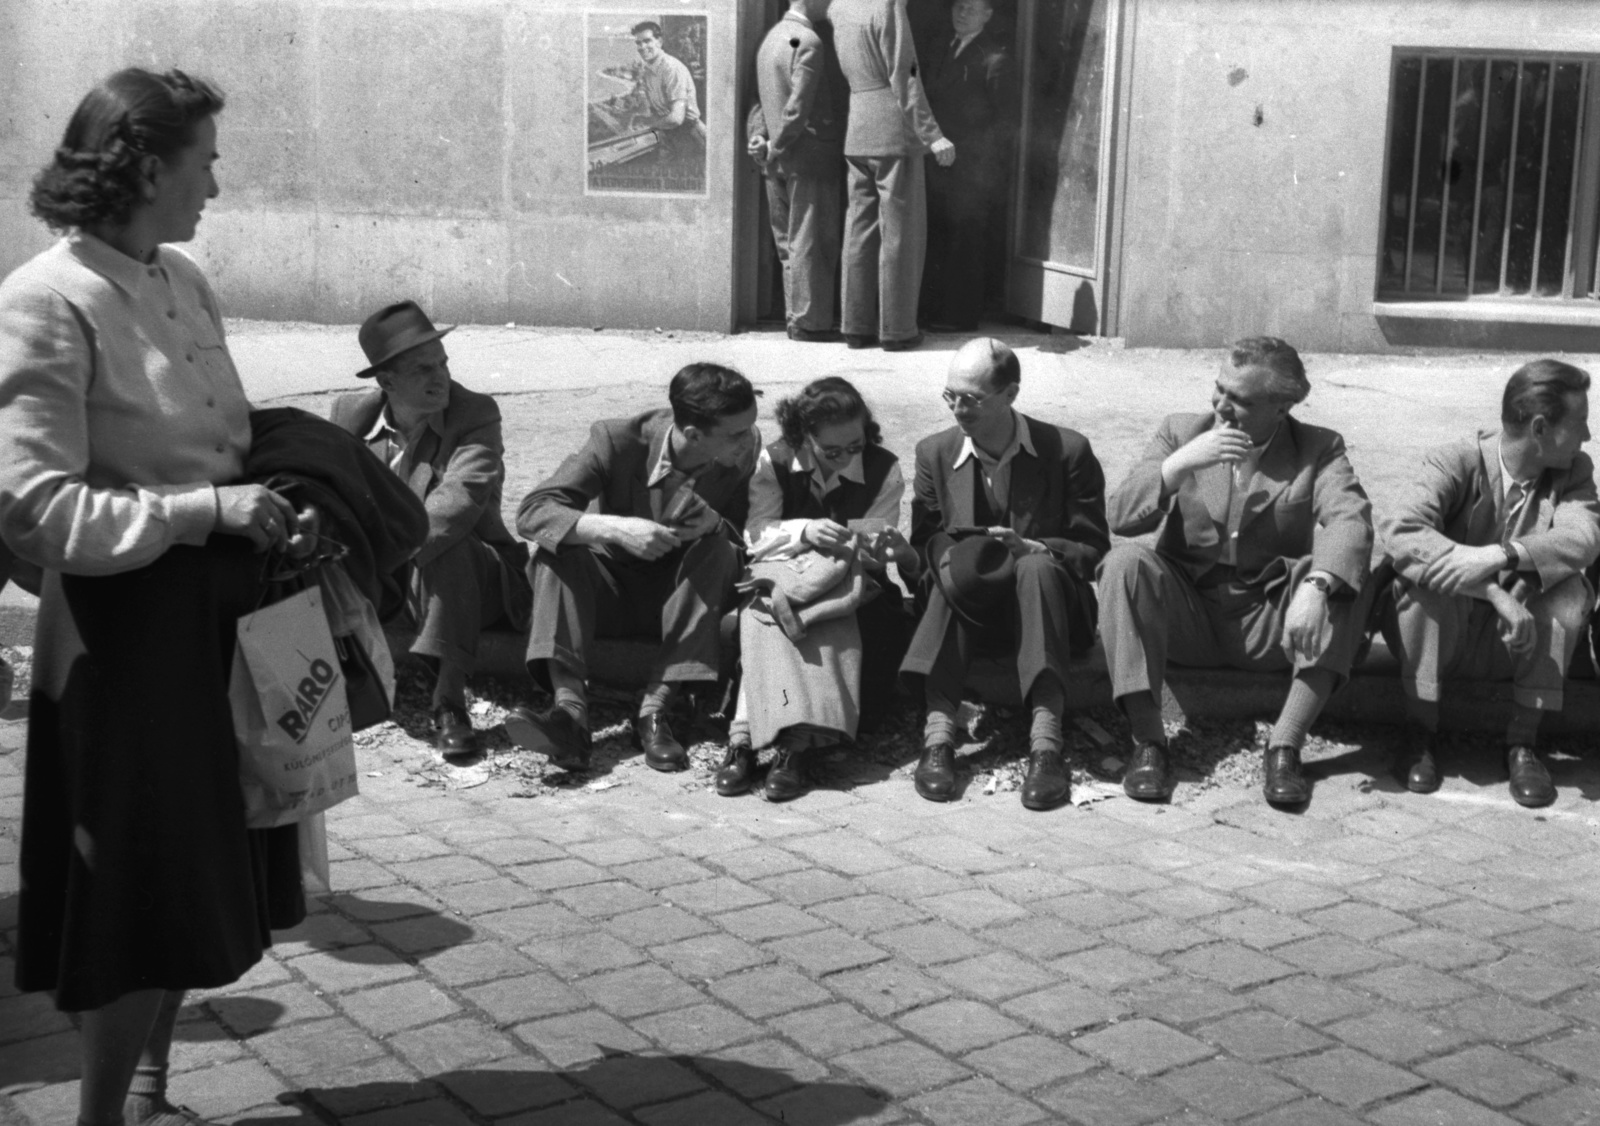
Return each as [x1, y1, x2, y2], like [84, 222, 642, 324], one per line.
[1379, 52, 1600, 302]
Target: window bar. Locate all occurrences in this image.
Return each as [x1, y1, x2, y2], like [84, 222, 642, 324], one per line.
[1403, 56, 1429, 293]
[1498, 60, 1525, 295]
[1528, 62, 1558, 294]
[1465, 57, 1492, 295]
[1434, 58, 1461, 293]
[1562, 62, 1589, 296]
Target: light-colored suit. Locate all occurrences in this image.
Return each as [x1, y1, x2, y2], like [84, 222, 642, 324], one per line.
[1381, 431, 1600, 711]
[830, 0, 945, 343]
[1099, 413, 1376, 698]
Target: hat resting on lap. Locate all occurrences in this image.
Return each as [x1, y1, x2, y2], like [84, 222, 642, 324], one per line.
[928, 531, 1016, 628]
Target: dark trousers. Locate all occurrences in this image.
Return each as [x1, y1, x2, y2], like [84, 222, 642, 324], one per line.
[764, 156, 843, 332]
[526, 535, 739, 689]
[842, 154, 927, 343]
[921, 162, 995, 330]
[901, 553, 1086, 708]
[858, 580, 913, 723]
[408, 537, 527, 671]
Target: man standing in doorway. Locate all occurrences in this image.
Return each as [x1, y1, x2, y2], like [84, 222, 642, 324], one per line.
[832, 0, 954, 351]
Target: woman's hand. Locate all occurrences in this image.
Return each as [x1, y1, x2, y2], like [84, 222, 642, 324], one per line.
[215, 485, 297, 551]
[872, 527, 919, 572]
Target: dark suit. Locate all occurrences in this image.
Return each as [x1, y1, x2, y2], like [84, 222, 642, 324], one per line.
[1382, 431, 1600, 712]
[921, 28, 1012, 329]
[1099, 414, 1376, 700]
[748, 11, 847, 333]
[831, 0, 947, 344]
[517, 409, 752, 689]
[901, 413, 1109, 704]
[330, 383, 530, 671]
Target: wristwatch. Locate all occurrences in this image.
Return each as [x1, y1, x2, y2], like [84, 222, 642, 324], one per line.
[1302, 574, 1332, 595]
[1502, 543, 1518, 570]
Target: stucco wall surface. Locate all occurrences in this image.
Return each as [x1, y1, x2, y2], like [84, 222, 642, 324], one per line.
[0, 0, 739, 330]
[1114, 0, 1600, 351]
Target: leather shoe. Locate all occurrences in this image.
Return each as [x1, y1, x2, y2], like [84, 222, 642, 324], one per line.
[505, 704, 590, 770]
[715, 740, 756, 796]
[1507, 744, 1556, 808]
[844, 333, 875, 350]
[764, 742, 807, 802]
[432, 703, 480, 758]
[1263, 744, 1311, 806]
[1396, 727, 1441, 793]
[914, 741, 957, 802]
[1123, 740, 1172, 801]
[634, 712, 688, 772]
[1021, 746, 1070, 810]
[788, 324, 840, 343]
[881, 330, 925, 352]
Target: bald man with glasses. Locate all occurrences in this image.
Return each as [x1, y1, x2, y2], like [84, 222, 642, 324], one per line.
[900, 337, 1109, 810]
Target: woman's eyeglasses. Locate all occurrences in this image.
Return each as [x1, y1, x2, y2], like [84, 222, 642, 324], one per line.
[815, 440, 866, 461]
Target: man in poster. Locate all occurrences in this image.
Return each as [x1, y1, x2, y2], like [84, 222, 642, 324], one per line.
[630, 20, 706, 168]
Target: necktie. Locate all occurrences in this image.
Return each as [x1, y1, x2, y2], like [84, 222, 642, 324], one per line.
[1504, 480, 1536, 542]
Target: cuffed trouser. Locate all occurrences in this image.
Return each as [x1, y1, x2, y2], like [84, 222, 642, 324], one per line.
[842, 154, 926, 343]
[1098, 544, 1377, 700]
[409, 537, 527, 672]
[921, 162, 995, 330]
[525, 535, 739, 690]
[764, 158, 843, 332]
[901, 553, 1088, 707]
[1386, 572, 1594, 712]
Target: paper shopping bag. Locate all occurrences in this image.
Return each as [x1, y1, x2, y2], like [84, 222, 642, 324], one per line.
[231, 585, 359, 828]
[318, 562, 396, 731]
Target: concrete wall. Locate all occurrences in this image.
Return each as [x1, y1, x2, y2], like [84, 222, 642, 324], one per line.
[1113, 0, 1600, 350]
[0, 0, 743, 330]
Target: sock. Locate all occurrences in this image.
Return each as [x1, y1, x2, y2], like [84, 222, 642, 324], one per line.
[923, 708, 957, 748]
[727, 718, 752, 747]
[1121, 690, 1166, 747]
[1269, 669, 1337, 748]
[1404, 698, 1440, 734]
[548, 665, 589, 730]
[639, 681, 675, 717]
[430, 660, 468, 711]
[1505, 703, 1542, 748]
[123, 1065, 168, 1123]
[1029, 707, 1063, 754]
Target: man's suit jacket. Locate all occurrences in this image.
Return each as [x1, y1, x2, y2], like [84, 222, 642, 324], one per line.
[1109, 413, 1373, 595]
[923, 29, 1010, 155]
[830, 0, 945, 157]
[1383, 430, 1600, 592]
[747, 11, 846, 176]
[330, 383, 520, 571]
[517, 408, 753, 560]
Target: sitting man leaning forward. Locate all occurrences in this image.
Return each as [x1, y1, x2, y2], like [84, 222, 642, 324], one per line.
[508, 363, 760, 772]
[1098, 336, 1378, 808]
[1381, 358, 1599, 808]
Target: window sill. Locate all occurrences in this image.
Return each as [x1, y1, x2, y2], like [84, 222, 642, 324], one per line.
[1373, 299, 1600, 327]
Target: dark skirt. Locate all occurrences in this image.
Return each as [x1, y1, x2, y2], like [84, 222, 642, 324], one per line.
[15, 537, 304, 1011]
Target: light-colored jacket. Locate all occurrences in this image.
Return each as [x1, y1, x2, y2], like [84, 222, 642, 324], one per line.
[830, 0, 945, 156]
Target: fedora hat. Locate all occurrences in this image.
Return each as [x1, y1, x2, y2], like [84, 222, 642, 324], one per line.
[355, 300, 455, 378]
[928, 531, 1016, 628]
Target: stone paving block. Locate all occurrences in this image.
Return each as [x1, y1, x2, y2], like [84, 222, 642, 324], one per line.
[1171, 942, 1296, 988]
[1366, 1088, 1522, 1126]
[904, 1076, 1049, 1126]
[1198, 907, 1316, 950]
[1437, 993, 1570, 1044]
[651, 932, 773, 980]
[511, 858, 612, 892]
[834, 1038, 971, 1099]
[0, 991, 74, 1044]
[754, 1081, 900, 1126]
[431, 816, 526, 846]
[196, 954, 293, 997]
[1534, 899, 1600, 931]
[709, 965, 832, 1019]
[1250, 976, 1373, 1025]
[1276, 1047, 1428, 1108]
[1131, 883, 1237, 920]
[471, 903, 590, 944]
[700, 1037, 828, 1100]
[1467, 876, 1573, 913]
[931, 951, 1058, 1002]
[1554, 986, 1600, 1027]
[1350, 964, 1481, 1008]
[370, 912, 479, 956]
[917, 889, 1030, 931]
[565, 836, 661, 866]
[732, 808, 828, 840]
[960, 1033, 1096, 1092]
[461, 972, 586, 1024]
[518, 931, 645, 979]
[434, 1059, 578, 1118]
[577, 964, 706, 1018]
[249, 1016, 386, 1080]
[330, 887, 449, 923]
[1122, 834, 1218, 871]
[1320, 1007, 1473, 1065]
[470, 836, 574, 866]
[331, 812, 417, 840]
[288, 945, 419, 994]
[1465, 953, 1592, 1003]
[388, 854, 500, 888]
[1074, 1018, 1215, 1077]
[1182, 859, 1278, 892]
[353, 833, 454, 865]
[711, 846, 809, 881]
[424, 876, 546, 917]
[1526, 1029, 1600, 1082]
[859, 864, 969, 900]
[784, 832, 905, 875]
[665, 826, 761, 859]
[1194, 1010, 1332, 1062]
[829, 961, 953, 1017]
[167, 1026, 249, 1073]
[772, 1001, 900, 1057]
[164, 1059, 290, 1118]
[271, 909, 374, 954]
[500, 1095, 632, 1126]
[340, 979, 461, 1036]
[715, 902, 830, 942]
[810, 893, 930, 935]
[1243, 1099, 1369, 1126]
[297, 1055, 435, 1119]
[1420, 899, 1544, 938]
[386, 1016, 518, 1073]
[1274, 935, 1397, 978]
[987, 917, 1100, 960]
[418, 940, 540, 986]
[604, 905, 716, 946]
[1121, 976, 1251, 1025]
[1050, 945, 1171, 989]
[322, 859, 401, 892]
[548, 881, 660, 919]
[1417, 1043, 1565, 1107]
[660, 876, 771, 915]
[768, 928, 891, 975]
[1342, 807, 1436, 841]
[895, 999, 1026, 1054]
[754, 868, 860, 906]
[873, 922, 988, 966]
[1158, 1057, 1303, 1120]
[1503, 924, 1600, 969]
[1301, 901, 1415, 942]
[341, 1095, 474, 1126]
[511, 1010, 650, 1067]
[1034, 1070, 1185, 1125]
[1239, 880, 1348, 914]
[1511, 1084, 1600, 1126]
[999, 982, 1129, 1035]
[1347, 874, 1458, 912]
[4, 1083, 82, 1126]
[978, 867, 1087, 903]
[1375, 926, 1504, 971]
[895, 835, 1020, 876]
[634, 1089, 771, 1126]
[632, 1000, 763, 1054]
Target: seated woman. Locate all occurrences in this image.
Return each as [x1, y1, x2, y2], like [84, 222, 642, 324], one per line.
[718, 377, 917, 800]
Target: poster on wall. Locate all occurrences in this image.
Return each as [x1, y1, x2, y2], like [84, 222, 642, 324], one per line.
[585, 12, 708, 196]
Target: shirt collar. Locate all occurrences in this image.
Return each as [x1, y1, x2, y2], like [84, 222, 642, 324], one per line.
[788, 444, 866, 492]
[1497, 438, 1538, 494]
[953, 31, 981, 55]
[68, 230, 158, 296]
[365, 398, 443, 442]
[648, 425, 684, 486]
[953, 411, 1034, 468]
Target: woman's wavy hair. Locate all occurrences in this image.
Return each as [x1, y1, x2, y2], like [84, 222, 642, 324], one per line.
[776, 377, 882, 453]
[30, 67, 225, 231]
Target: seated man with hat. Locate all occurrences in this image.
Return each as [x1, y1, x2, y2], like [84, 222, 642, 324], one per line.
[509, 364, 760, 773]
[901, 337, 1109, 810]
[332, 301, 531, 756]
[1098, 336, 1377, 808]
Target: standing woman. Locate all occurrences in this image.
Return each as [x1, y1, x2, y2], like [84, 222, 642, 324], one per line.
[0, 69, 304, 1126]
[718, 377, 917, 800]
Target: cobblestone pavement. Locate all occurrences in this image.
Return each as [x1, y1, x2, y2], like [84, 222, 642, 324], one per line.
[3, 705, 1599, 1126]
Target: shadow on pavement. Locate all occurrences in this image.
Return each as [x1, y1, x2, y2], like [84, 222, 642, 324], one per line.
[229, 1052, 892, 1124]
